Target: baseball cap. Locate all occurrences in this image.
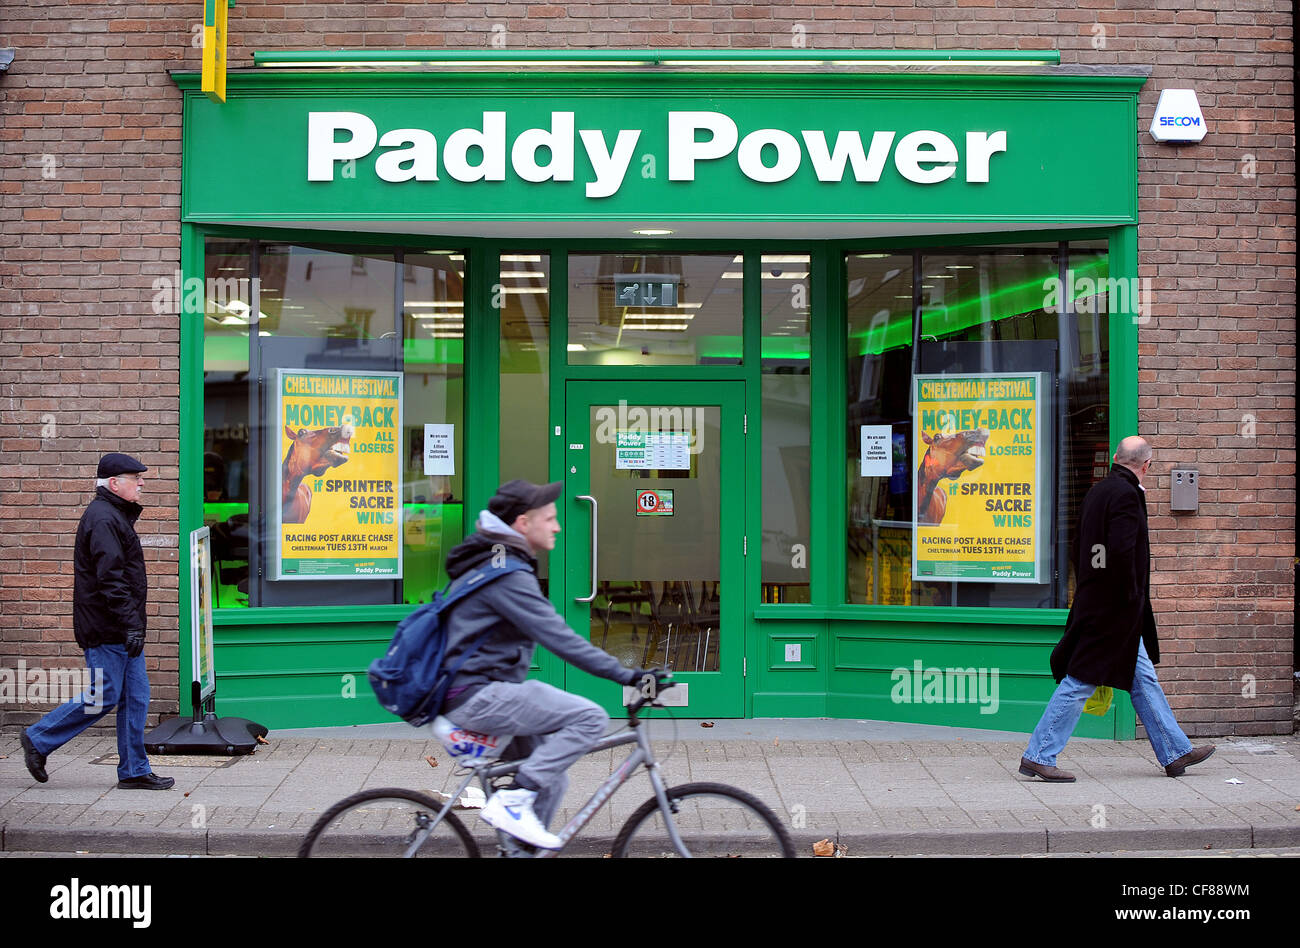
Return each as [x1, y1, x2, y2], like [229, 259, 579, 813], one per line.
[97, 453, 148, 478]
[488, 479, 562, 525]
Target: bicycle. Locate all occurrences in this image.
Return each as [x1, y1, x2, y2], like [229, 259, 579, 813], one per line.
[298, 679, 796, 858]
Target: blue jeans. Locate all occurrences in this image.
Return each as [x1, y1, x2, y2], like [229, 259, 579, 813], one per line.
[25, 644, 152, 780]
[1024, 640, 1194, 768]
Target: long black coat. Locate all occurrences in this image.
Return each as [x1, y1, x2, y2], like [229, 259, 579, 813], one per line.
[1050, 464, 1159, 689]
[73, 486, 148, 649]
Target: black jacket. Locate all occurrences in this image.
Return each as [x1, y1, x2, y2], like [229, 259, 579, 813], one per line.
[1050, 464, 1158, 689]
[73, 486, 147, 649]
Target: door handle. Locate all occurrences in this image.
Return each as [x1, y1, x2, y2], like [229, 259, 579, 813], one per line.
[575, 494, 598, 603]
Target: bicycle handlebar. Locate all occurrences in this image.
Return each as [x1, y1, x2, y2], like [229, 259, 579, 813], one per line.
[625, 672, 677, 718]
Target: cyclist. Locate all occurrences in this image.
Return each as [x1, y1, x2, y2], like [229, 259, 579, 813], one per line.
[438, 478, 652, 849]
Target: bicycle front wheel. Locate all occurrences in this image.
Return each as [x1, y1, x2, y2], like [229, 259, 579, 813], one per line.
[611, 782, 795, 858]
[298, 788, 480, 857]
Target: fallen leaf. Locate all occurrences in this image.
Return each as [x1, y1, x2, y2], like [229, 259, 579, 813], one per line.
[425, 755, 438, 768]
[774, 738, 780, 746]
[184, 791, 191, 797]
[701, 721, 714, 728]
[812, 838, 834, 857]
[1294, 804, 1299, 811]
[834, 843, 847, 858]
[255, 735, 270, 745]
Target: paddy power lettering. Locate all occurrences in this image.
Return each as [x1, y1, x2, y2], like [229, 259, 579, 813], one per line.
[307, 111, 1008, 197]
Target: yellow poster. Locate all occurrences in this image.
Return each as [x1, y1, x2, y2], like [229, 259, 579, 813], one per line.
[272, 369, 403, 580]
[912, 373, 1047, 583]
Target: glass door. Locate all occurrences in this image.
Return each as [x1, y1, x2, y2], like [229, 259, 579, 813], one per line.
[563, 380, 745, 717]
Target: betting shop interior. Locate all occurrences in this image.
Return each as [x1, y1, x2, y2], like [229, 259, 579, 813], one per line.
[178, 53, 1146, 733]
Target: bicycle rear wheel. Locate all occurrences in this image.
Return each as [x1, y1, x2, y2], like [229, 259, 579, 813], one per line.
[611, 782, 795, 858]
[298, 788, 480, 857]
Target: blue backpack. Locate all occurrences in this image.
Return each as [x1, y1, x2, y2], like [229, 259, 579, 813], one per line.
[368, 556, 531, 727]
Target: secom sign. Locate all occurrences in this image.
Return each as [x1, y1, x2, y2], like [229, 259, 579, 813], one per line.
[1149, 88, 1207, 143]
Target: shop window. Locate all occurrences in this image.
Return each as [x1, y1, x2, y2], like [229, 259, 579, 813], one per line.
[760, 253, 812, 603]
[567, 253, 743, 366]
[201, 239, 465, 609]
[202, 240, 254, 608]
[499, 252, 551, 588]
[846, 243, 1110, 609]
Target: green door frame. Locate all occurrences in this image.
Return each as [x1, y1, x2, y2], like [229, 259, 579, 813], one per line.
[562, 379, 747, 718]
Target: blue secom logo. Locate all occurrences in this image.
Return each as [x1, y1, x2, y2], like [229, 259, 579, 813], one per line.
[1159, 116, 1202, 126]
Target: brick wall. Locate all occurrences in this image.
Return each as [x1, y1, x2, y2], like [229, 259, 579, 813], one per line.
[0, 2, 1293, 734]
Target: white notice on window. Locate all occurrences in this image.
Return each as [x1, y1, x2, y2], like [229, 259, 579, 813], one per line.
[423, 424, 455, 475]
[860, 425, 891, 477]
[616, 430, 691, 471]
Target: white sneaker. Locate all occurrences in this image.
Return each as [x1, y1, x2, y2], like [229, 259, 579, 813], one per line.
[480, 787, 562, 850]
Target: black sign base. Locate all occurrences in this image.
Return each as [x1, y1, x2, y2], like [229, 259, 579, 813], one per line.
[145, 712, 268, 755]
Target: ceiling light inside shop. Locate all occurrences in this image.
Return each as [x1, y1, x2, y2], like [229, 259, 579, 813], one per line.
[500, 255, 542, 263]
[499, 271, 546, 279]
[503, 287, 548, 294]
[632, 229, 673, 236]
[567, 344, 587, 352]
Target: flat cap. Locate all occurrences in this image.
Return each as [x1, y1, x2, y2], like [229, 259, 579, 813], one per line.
[97, 453, 148, 478]
[488, 479, 562, 525]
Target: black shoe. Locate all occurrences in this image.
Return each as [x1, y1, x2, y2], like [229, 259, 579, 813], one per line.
[1165, 745, 1215, 778]
[1018, 757, 1077, 782]
[20, 730, 48, 783]
[117, 772, 175, 791]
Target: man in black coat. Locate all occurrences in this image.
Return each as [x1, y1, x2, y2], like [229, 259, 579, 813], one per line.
[1019, 437, 1215, 782]
[20, 454, 174, 790]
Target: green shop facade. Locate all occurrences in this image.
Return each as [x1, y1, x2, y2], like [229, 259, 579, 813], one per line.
[175, 56, 1146, 737]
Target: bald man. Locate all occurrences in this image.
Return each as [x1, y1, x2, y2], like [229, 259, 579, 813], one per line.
[1019, 437, 1214, 782]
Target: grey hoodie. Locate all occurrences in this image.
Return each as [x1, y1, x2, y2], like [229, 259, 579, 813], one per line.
[440, 510, 638, 708]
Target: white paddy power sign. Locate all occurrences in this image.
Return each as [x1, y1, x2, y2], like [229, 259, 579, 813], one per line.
[307, 111, 1009, 197]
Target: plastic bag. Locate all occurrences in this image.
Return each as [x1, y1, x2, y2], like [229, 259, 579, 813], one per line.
[1082, 685, 1113, 717]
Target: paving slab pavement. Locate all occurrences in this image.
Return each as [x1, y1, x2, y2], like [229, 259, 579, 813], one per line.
[2, 719, 1297, 857]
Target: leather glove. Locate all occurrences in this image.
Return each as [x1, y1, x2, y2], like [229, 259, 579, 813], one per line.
[125, 629, 146, 658]
[625, 666, 671, 694]
[624, 666, 654, 686]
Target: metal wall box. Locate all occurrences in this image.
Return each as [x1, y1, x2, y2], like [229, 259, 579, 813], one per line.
[1169, 469, 1198, 512]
